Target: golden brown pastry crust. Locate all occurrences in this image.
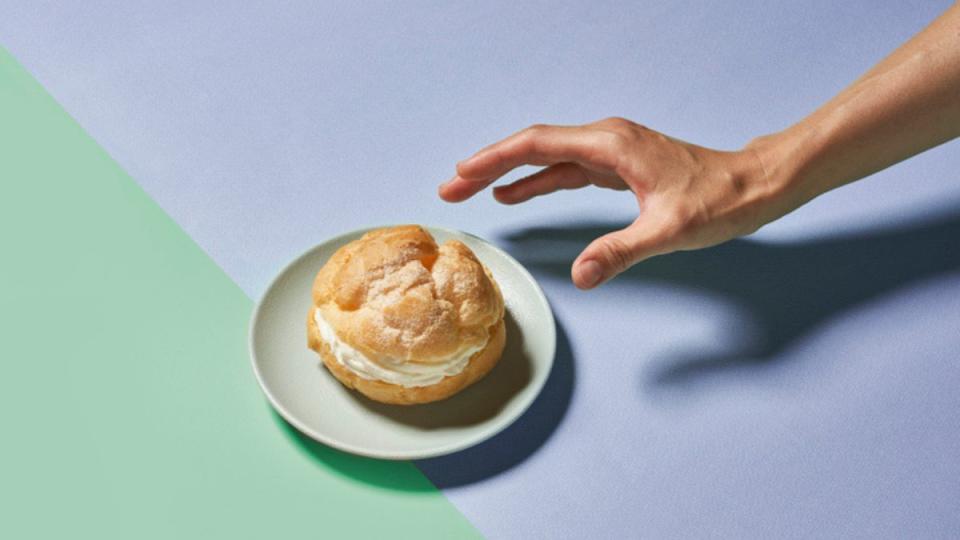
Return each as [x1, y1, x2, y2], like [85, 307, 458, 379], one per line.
[307, 225, 507, 405]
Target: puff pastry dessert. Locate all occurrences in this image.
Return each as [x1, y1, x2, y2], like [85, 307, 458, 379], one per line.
[307, 225, 506, 405]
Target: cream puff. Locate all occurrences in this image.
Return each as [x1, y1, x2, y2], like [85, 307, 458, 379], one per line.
[307, 225, 506, 405]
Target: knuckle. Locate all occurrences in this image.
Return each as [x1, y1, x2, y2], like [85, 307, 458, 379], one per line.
[598, 116, 632, 130]
[600, 235, 633, 272]
[525, 123, 548, 136]
[592, 127, 635, 173]
[519, 124, 548, 153]
[605, 130, 631, 154]
[600, 132, 630, 172]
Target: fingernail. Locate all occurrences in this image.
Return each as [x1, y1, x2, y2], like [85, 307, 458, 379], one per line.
[576, 260, 604, 289]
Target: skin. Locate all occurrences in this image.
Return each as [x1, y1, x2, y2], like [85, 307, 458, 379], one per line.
[438, 3, 960, 290]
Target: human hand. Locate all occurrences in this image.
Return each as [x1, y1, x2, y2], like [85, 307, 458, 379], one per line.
[439, 118, 793, 289]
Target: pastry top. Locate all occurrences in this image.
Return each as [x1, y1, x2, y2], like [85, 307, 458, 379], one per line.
[312, 225, 504, 365]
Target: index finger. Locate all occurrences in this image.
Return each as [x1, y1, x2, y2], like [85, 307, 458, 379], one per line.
[439, 124, 622, 202]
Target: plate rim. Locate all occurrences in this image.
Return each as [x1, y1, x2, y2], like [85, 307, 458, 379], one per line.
[248, 224, 557, 460]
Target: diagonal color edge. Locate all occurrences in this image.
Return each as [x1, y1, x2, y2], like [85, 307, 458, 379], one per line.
[0, 46, 481, 540]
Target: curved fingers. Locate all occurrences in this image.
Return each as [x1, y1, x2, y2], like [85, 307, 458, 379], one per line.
[439, 124, 625, 202]
[491, 163, 592, 204]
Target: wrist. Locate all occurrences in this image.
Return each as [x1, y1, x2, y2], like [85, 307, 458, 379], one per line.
[742, 126, 824, 217]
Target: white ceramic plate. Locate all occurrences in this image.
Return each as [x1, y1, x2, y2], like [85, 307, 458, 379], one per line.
[249, 226, 556, 460]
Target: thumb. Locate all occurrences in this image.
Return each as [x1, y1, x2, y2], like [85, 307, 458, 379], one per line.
[571, 218, 666, 290]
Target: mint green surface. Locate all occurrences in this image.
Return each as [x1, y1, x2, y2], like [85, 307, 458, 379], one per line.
[0, 48, 480, 539]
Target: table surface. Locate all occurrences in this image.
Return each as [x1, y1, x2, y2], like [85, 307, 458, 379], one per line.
[3, 1, 959, 538]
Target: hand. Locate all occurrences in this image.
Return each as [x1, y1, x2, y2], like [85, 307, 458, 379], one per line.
[438, 6, 960, 290]
[439, 118, 790, 289]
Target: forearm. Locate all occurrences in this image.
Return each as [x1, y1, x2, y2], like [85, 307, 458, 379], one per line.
[751, 3, 960, 209]
[439, 4, 960, 287]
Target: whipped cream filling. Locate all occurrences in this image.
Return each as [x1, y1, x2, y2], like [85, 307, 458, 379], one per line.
[313, 308, 485, 388]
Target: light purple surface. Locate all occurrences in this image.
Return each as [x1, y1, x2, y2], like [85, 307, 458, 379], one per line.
[3, 1, 959, 538]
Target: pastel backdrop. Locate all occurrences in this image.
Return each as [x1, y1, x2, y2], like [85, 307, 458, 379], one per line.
[2, 1, 959, 538]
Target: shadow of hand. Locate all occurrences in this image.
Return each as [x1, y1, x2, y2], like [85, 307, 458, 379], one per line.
[501, 212, 960, 385]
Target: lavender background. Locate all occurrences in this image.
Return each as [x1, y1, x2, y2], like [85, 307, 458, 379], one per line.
[3, 1, 959, 537]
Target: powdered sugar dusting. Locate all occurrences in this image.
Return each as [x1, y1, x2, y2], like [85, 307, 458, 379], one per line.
[320, 228, 502, 364]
